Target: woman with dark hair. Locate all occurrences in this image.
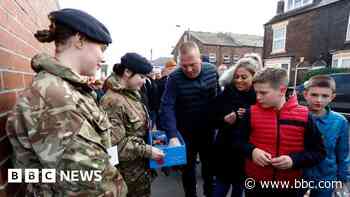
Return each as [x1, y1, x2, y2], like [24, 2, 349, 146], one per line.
[6, 8, 127, 196]
[100, 53, 165, 197]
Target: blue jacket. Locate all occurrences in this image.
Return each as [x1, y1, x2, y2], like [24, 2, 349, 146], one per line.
[159, 63, 219, 138]
[304, 108, 350, 182]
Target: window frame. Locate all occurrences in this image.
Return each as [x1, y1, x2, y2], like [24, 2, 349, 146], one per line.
[346, 13, 350, 41]
[285, 0, 313, 11]
[223, 55, 231, 64]
[332, 52, 350, 68]
[209, 53, 217, 63]
[272, 21, 288, 54]
[264, 57, 291, 77]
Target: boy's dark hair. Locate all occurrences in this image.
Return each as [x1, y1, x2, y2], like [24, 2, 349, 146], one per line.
[304, 75, 336, 93]
[253, 67, 289, 89]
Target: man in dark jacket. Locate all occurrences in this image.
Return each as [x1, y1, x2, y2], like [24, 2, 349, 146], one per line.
[160, 42, 219, 197]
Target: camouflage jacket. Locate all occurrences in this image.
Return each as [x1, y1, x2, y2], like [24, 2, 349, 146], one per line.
[100, 73, 152, 183]
[6, 54, 127, 197]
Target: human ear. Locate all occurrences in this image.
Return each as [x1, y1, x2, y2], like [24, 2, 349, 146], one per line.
[73, 34, 85, 49]
[124, 69, 133, 78]
[303, 90, 308, 100]
[330, 93, 336, 101]
[280, 85, 287, 95]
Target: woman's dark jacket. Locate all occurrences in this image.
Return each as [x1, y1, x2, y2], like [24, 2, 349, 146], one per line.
[209, 84, 256, 183]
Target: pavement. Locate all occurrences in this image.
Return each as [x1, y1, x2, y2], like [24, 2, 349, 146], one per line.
[151, 167, 207, 197]
[151, 170, 185, 197]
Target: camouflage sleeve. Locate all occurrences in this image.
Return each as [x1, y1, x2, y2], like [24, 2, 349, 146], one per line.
[101, 100, 152, 161]
[8, 78, 127, 196]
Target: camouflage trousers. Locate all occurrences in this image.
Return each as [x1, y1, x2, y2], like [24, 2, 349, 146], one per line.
[125, 172, 151, 197]
[119, 160, 151, 197]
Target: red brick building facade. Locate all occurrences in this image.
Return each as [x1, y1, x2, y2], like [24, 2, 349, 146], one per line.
[263, 0, 350, 84]
[0, 1, 59, 196]
[172, 31, 263, 67]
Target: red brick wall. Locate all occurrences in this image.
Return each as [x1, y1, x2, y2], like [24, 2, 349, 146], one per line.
[199, 44, 262, 67]
[264, 11, 315, 63]
[263, 10, 316, 84]
[0, 0, 59, 196]
[173, 35, 263, 67]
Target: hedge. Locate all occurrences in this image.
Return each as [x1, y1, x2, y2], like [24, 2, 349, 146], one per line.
[302, 67, 350, 82]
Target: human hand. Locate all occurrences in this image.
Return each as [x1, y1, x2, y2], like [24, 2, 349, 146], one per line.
[271, 155, 293, 170]
[224, 112, 237, 125]
[151, 147, 165, 160]
[169, 137, 181, 147]
[252, 148, 272, 167]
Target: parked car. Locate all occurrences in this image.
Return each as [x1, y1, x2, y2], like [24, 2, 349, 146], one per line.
[296, 73, 350, 121]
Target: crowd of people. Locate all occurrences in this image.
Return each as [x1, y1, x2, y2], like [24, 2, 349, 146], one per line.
[5, 8, 349, 197]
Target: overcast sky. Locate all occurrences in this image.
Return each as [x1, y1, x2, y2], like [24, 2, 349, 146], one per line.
[58, 0, 278, 64]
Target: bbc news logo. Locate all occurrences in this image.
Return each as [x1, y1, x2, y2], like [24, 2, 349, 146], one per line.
[8, 169, 102, 183]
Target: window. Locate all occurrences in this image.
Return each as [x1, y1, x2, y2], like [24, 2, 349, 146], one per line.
[286, 0, 313, 11]
[332, 52, 350, 68]
[233, 55, 240, 63]
[209, 53, 216, 63]
[295, 0, 302, 8]
[347, 13, 350, 41]
[342, 59, 350, 68]
[272, 24, 287, 53]
[287, 0, 293, 10]
[223, 55, 231, 64]
[332, 59, 339, 67]
[281, 64, 289, 71]
[264, 57, 291, 77]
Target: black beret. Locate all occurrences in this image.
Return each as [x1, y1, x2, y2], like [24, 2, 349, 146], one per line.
[50, 8, 112, 44]
[121, 53, 153, 75]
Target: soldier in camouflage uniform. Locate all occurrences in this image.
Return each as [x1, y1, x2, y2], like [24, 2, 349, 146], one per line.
[100, 53, 165, 197]
[6, 9, 127, 197]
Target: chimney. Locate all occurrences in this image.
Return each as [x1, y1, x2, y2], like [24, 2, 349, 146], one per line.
[277, 0, 285, 15]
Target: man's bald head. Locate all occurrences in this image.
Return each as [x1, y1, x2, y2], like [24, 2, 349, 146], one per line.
[179, 42, 202, 79]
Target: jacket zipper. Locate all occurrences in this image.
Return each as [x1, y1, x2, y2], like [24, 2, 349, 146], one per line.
[273, 111, 281, 180]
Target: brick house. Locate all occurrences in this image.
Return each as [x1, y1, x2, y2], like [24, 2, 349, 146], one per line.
[263, 0, 350, 84]
[172, 31, 263, 67]
[0, 1, 59, 196]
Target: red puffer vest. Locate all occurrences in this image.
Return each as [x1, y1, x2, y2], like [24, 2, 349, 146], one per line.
[245, 96, 309, 182]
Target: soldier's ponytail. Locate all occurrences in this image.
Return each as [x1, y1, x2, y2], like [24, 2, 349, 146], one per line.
[34, 15, 77, 46]
[113, 63, 126, 76]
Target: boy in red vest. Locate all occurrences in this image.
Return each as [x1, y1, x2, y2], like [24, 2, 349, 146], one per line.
[239, 68, 326, 197]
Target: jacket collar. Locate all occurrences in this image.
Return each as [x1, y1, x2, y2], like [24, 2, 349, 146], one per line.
[31, 53, 91, 86]
[256, 95, 299, 112]
[312, 106, 331, 124]
[105, 73, 141, 101]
